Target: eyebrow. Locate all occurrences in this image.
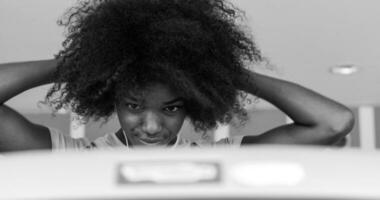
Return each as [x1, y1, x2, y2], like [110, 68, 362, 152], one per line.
[124, 96, 140, 102]
[123, 97, 184, 105]
[163, 98, 185, 105]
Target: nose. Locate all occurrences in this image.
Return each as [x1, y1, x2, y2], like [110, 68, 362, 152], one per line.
[141, 111, 162, 135]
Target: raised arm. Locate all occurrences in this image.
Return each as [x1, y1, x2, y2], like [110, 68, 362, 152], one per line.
[0, 59, 57, 152]
[239, 69, 354, 145]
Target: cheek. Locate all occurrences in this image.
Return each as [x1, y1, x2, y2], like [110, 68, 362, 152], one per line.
[165, 114, 186, 132]
[118, 112, 140, 129]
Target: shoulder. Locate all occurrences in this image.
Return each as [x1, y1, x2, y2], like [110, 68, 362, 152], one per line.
[215, 137, 232, 145]
[215, 137, 235, 146]
[91, 132, 125, 149]
[184, 136, 242, 147]
[49, 127, 90, 151]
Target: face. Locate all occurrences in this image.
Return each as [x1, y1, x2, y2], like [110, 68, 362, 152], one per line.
[115, 83, 186, 147]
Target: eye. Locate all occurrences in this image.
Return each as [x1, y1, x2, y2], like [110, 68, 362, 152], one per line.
[164, 105, 183, 113]
[125, 103, 143, 111]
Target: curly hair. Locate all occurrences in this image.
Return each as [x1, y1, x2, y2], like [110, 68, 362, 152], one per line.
[45, 0, 263, 131]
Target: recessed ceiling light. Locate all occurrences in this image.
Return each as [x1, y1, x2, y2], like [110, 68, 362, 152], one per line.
[329, 64, 358, 75]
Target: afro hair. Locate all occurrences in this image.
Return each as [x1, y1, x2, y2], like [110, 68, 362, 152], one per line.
[45, 0, 263, 131]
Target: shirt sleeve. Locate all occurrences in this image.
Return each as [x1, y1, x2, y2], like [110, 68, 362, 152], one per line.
[215, 136, 243, 147]
[49, 127, 90, 151]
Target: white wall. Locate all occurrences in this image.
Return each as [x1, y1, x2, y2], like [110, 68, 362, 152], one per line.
[1, 0, 380, 113]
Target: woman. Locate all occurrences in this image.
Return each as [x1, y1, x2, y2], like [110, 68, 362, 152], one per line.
[0, 0, 354, 151]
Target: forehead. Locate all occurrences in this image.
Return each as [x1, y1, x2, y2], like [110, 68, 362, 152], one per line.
[125, 83, 181, 102]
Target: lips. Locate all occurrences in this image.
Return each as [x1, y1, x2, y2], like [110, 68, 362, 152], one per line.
[138, 138, 162, 145]
[132, 131, 169, 146]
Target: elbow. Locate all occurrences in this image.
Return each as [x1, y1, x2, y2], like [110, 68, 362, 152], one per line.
[324, 108, 355, 143]
[331, 108, 355, 135]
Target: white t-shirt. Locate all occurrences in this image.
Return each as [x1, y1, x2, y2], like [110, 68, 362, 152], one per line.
[49, 127, 236, 151]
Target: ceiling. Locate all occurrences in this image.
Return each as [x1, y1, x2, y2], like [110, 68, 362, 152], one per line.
[1, 0, 380, 113]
